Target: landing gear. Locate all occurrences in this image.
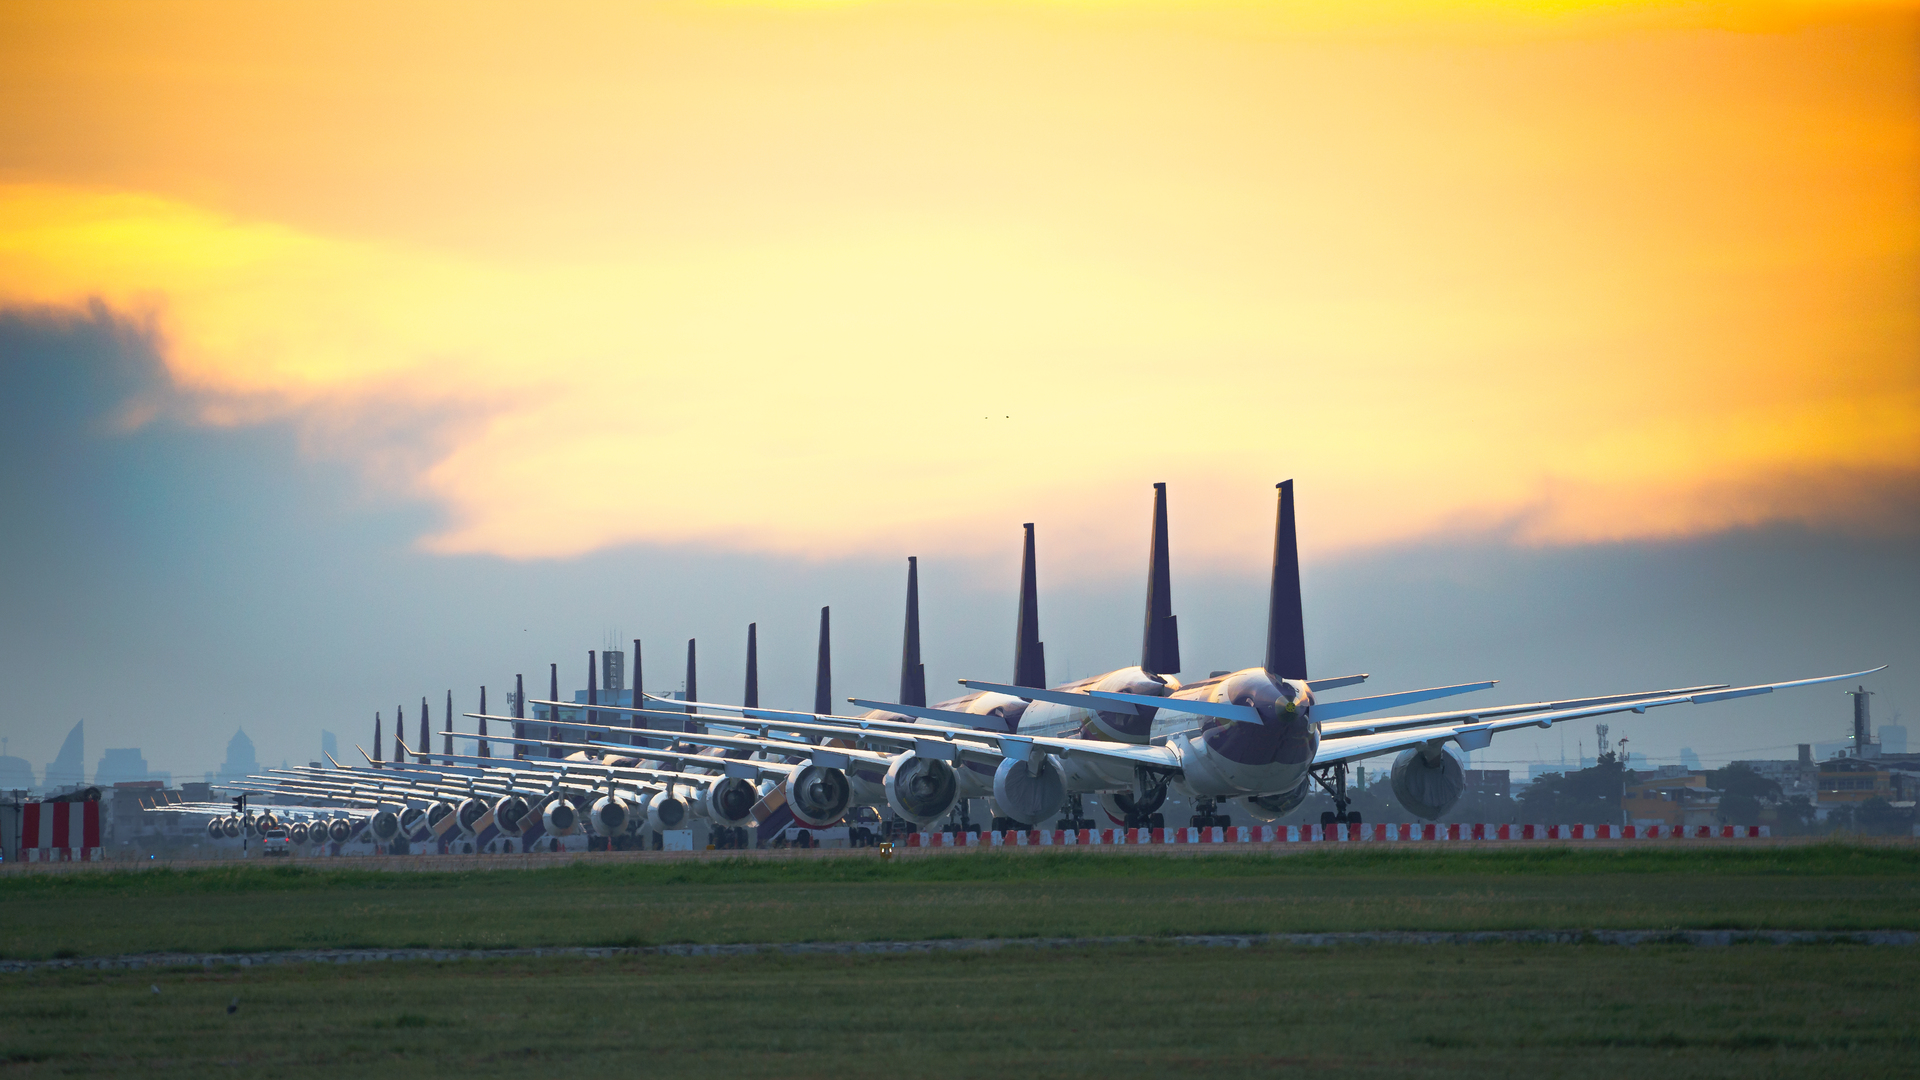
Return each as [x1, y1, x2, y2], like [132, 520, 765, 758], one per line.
[1189, 799, 1232, 829]
[1057, 794, 1097, 832]
[1115, 770, 1169, 829]
[944, 800, 981, 837]
[1313, 763, 1363, 825]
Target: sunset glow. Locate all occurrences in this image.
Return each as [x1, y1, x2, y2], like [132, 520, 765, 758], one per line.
[2, 1, 1914, 573]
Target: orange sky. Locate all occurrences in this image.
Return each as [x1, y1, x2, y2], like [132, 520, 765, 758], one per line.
[1, 1, 1915, 574]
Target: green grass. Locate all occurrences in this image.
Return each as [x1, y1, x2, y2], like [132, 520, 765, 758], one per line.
[2, 845, 1915, 960]
[2, 944, 1915, 1078]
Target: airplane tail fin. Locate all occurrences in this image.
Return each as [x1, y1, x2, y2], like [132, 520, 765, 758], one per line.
[815, 606, 833, 715]
[1263, 480, 1309, 680]
[1141, 482, 1181, 675]
[420, 696, 431, 767]
[549, 664, 562, 756]
[745, 623, 760, 709]
[373, 712, 382, 764]
[684, 639, 699, 729]
[900, 557, 927, 707]
[1014, 523, 1047, 687]
[630, 640, 645, 744]
[477, 687, 491, 758]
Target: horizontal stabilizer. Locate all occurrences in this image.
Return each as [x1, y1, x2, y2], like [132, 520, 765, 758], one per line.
[959, 679, 1141, 715]
[1085, 689, 1262, 725]
[1305, 673, 1369, 691]
[846, 698, 1001, 728]
[1311, 681, 1497, 721]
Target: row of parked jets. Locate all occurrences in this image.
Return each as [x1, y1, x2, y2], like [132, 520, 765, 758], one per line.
[194, 481, 1880, 850]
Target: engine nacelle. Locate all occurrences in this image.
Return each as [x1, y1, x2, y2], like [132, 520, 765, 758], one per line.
[327, 817, 353, 843]
[254, 813, 279, 832]
[589, 795, 632, 836]
[1391, 747, 1465, 821]
[704, 776, 759, 828]
[288, 821, 310, 845]
[369, 811, 402, 843]
[493, 796, 532, 836]
[786, 765, 852, 828]
[455, 797, 490, 836]
[647, 792, 690, 832]
[208, 817, 229, 839]
[398, 807, 427, 837]
[992, 756, 1066, 827]
[425, 801, 456, 835]
[884, 752, 960, 828]
[541, 799, 582, 835]
[1237, 779, 1311, 822]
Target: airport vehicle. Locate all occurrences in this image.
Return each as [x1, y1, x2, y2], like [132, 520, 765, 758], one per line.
[260, 826, 290, 856]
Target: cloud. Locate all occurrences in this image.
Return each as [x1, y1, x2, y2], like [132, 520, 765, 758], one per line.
[0, 2, 1915, 574]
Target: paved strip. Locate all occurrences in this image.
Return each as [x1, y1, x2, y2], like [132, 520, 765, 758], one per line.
[4, 929, 1912, 974]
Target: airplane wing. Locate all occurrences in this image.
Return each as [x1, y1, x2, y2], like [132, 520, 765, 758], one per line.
[1311, 666, 1886, 767]
[1316, 684, 1733, 741]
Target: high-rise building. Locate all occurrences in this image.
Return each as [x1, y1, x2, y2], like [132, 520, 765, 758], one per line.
[44, 721, 85, 789]
[94, 748, 151, 787]
[216, 729, 258, 786]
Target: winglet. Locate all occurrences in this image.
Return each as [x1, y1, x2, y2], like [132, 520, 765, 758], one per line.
[1141, 482, 1181, 675]
[1014, 523, 1047, 687]
[900, 557, 928, 707]
[1264, 480, 1308, 680]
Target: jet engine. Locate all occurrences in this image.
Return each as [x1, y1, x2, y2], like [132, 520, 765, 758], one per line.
[208, 817, 228, 839]
[425, 800, 457, 835]
[222, 816, 243, 838]
[254, 813, 279, 832]
[703, 775, 759, 829]
[883, 751, 959, 828]
[991, 756, 1066, 827]
[327, 817, 353, 843]
[1234, 778, 1312, 822]
[1391, 746, 1465, 821]
[397, 807, 427, 838]
[588, 795, 631, 836]
[646, 791, 690, 832]
[541, 798, 582, 835]
[455, 796, 490, 836]
[492, 796, 531, 836]
[785, 765, 852, 828]
[369, 811, 402, 843]
[288, 822, 310, 845]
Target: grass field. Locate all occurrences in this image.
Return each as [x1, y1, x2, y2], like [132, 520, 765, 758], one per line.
[3, 943, 1915, 1078]
[2, 845, 1916, 961]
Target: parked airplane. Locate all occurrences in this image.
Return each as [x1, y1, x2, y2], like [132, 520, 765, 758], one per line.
[609, 481, 1883, 828]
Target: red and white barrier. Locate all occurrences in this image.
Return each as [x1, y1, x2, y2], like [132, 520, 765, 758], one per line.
[19, 801, 103, 862]
[905, 822, 1768, 847]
